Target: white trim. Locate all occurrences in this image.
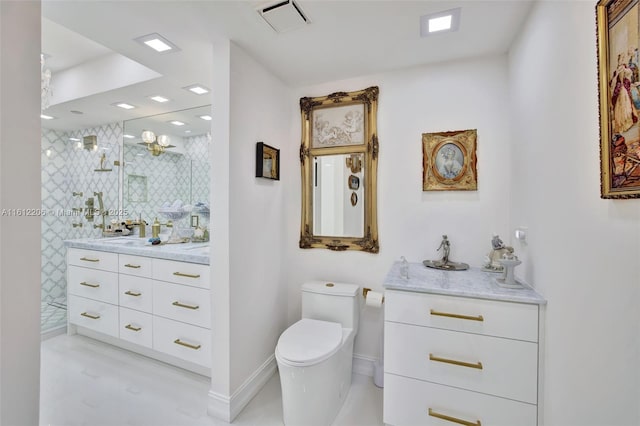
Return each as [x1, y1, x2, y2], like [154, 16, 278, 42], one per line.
[41, 324, 67, 341]
[353, 352, 377, 377]
[208, 354, 278, 422]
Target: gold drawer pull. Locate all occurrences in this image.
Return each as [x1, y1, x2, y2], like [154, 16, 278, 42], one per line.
[80, 312, 100, 320]
[124, 264, 141, 269]
[430, 309, 484, 322]
[428, 408, 481, 426]
[172, 301, 199, 310]
[80, 281, 100, 288]
[124, 290, 141, 297]
[429, 354, 483, 370]
[174, 339, 201, 350]
[80, 257, 99, 262]
[125, 324, 141, 332]
[173, 272, 200, 279]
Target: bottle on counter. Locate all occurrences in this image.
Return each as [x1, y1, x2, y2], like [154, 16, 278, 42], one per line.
[152, 217, 161, 238]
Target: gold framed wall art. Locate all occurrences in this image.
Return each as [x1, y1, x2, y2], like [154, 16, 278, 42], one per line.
[422, 129, 477, 191]
[597, 0, 640, 198]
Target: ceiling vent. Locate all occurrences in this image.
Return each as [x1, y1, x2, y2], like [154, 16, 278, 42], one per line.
[257, 0, 309, 33]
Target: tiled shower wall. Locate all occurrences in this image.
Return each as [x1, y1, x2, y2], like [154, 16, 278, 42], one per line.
[41, 123, 121, 332]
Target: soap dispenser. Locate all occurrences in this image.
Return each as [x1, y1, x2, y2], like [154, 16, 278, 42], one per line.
[152, 217, 161, 238]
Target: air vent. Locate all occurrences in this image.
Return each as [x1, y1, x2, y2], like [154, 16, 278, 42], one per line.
[258, 0, 309, 33]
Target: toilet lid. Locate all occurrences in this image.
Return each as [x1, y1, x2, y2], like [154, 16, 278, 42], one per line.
[276, 318, 343, 365]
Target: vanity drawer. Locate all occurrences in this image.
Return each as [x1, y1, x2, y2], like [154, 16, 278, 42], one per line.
[119, 307, 153, 349]
[67, 248, 118, 272]
[119, 275, 153, 314]
[152, 258, 209, 289]
[68, 295, 118, 338]
[385, 290, 539, 342]
[118, 254, 152, 278]
[383, 373, 537, 426]
[153, 281, 210, 328]
[68, 266, 118, 305]
[385, 321, 538, 403]
[153, 316, 211, 367]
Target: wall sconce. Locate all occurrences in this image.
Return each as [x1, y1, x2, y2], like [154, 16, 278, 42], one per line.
[346, 153, 362, 173]
[139, 130, 175, 156]
[83, 135, 98, 151]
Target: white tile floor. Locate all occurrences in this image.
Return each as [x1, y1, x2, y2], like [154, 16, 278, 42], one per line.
[40, 334, 384, 426]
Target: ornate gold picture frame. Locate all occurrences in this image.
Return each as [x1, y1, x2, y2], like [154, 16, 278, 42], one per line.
[422, 129, 477, 191]
[597, 0, 640, 198]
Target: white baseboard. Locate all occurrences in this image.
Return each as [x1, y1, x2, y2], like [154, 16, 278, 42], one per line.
[353, 353, 377, 377]
[41, 324, 67, 341]
[208, 354, 277, 423]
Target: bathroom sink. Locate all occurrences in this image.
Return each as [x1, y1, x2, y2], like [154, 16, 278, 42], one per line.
[94, 237, 148, 246]
[184, 244, 210, 254]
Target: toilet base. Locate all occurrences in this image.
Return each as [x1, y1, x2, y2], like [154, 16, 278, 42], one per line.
[276, 330, 355, 426]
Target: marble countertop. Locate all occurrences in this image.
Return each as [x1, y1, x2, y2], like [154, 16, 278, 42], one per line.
[64, 237, 209, 265]
[384, 261, 546, 305]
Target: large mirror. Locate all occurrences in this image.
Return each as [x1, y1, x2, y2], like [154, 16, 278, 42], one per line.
[122, 105, 211, 230]
[299, 87, 379, 253]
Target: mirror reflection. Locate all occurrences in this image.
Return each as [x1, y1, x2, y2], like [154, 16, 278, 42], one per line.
[313, 154, 364, 237]
[122, 105, 211, 233]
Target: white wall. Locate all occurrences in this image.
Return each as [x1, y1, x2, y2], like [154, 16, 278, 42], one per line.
[0, 1, 42, 424]
[228, 43, 291, 393]
[285, 55, 514, 359]
[509, 1, 640, 425]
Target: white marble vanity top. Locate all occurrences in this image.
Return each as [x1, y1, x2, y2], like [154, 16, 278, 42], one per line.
[384, 261, 546, 305]
[64, 237, 209, 265]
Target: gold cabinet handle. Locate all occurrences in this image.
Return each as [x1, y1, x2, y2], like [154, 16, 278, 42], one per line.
[429, 354, 483, 370]
[124, 290, 141, 297]
[173, 272, 200, 279]
[125, 324, 141, 332]
[172, 301, 199, 310]
[80, 257, 99, 262]
[80, 312, 100, 320]
[430, 309, 484, 322]
[124, 264, 141, 269]
[80, 281, 100, 288]
[174, 339, 201, 350]
[428, 408, 481, 426]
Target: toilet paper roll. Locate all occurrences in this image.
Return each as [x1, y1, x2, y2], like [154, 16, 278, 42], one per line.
[365, 291, 384, 308]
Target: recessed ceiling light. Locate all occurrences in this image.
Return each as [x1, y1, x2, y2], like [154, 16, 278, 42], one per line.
[183, 84, 210, 95]
[199, 115, 212, 121]
[170, 120, 186, 126]
[184, 130, 192, 133]
[113, 102, 136, 110]
[149, 95, 169, 103]
[134, 33, 180, 53]
[123, 134, 135, 139]
[420, 8, 461, 37]
[41, 114, 55, 120]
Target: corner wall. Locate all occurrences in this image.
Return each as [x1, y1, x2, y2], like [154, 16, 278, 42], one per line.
[285, 55, 514, 359]
[508, 2, 640, 425]
[0, 1, 42, 424]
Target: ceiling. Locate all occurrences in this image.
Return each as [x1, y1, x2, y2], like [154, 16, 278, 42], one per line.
[41, 0, 534, 133]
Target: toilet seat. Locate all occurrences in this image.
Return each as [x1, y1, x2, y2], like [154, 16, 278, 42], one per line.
[276, 318, 343, 367]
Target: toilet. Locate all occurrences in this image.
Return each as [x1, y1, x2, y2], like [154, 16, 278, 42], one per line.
[275, 281, 360, 426]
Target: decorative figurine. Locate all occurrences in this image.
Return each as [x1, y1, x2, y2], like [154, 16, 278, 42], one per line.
[495, 247, 523, 288]
[482, 234, 512, 273]
[423, 234, 469, 271]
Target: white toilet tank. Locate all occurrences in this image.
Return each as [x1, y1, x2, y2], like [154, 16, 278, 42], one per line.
[301, 281, 359, 332]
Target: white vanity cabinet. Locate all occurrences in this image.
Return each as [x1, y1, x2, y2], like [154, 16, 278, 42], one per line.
[66, 246, 211, 375]
[383, 263, 546, 426]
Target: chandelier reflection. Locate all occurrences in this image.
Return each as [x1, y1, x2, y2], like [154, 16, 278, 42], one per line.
[139, 130, 175, 156]
[41, 54, 52, 112]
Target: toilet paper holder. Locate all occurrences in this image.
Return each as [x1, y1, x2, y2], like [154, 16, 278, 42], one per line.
[363, 287, 384, 304]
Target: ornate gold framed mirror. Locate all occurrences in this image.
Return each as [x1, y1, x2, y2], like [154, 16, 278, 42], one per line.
[299, 86, 379, 253]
